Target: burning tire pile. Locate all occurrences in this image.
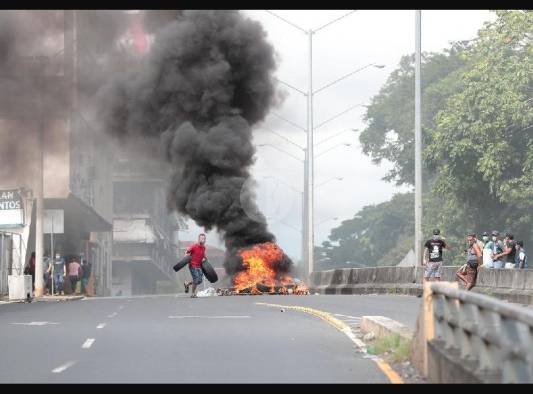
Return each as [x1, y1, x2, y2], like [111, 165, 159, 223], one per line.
[217, 242, 309, 296]
[216, 283, 310, 296]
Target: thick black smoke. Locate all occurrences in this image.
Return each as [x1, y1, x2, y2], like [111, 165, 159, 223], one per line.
[100, 10, 292, 276]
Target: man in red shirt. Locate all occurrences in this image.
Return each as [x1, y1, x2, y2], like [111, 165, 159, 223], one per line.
[184, 233, 207, 298]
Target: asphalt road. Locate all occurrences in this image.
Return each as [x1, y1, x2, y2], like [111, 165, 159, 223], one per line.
[0, 294, 421, 383]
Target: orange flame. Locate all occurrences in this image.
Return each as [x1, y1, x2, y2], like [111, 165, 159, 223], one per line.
[233, 242, 308, 295]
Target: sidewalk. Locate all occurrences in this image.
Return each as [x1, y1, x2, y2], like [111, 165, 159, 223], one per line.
[0, 294, 85, 304]
[37, 295, 85, 302]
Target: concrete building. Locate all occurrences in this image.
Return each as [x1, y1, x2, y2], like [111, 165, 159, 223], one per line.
[111, 150, 183, 296]
[0, 11, 114, 296]
[0, 11, 221, 297]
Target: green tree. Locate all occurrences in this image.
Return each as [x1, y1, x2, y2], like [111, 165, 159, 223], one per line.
[315, 193, 414, 268]
[321, 11, 532, 268]
[427, 10, 533, 250]
[359, 42, 470, 186]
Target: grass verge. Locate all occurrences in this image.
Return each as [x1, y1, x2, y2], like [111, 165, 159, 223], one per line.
[367, 334, 411, 363]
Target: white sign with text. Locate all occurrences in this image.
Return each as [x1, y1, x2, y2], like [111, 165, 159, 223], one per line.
[44, 209, 64, 234]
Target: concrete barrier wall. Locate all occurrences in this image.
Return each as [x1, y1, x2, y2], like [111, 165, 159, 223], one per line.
[310, 266, 533, 302]
[311, 267, 416, 286]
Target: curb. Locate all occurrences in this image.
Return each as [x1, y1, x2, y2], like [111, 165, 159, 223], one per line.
[1, 296, 85, 303]
[35, 296, 85, 302]
[255, 302, 404, 384]
[0, 300, 26, 305]
[361, 316, 414, 342]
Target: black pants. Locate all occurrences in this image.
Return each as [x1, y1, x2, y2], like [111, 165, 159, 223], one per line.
[69, 276, 79, 294]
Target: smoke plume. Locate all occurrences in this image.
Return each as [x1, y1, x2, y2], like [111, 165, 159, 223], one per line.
[100, 10, 292, 275]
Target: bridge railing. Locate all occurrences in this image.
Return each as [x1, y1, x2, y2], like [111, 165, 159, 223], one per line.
[429, 282, 533, 383]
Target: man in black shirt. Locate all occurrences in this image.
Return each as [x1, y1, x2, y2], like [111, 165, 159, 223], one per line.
[80, 257, 92, 296]
[423, 229, 448, 281]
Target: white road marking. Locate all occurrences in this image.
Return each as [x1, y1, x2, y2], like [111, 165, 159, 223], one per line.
[118, 305, 124, 310]
[96, 323, 106, 329]
[168, 315, 251, 319]
[334, 313, 360, 319]
[341, 326, 367, 349]
[11, 321, 59, 326]
[107, 312, 117, 318]
[82, 338, 95, 349]
[52, 361, 76, 373]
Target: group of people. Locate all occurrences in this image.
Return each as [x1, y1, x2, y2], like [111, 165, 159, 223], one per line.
[423, 229, 528, 291]
[24, 252, 92, 296]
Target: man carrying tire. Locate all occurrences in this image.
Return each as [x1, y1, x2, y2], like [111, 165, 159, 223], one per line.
[184, 233, 207, 298]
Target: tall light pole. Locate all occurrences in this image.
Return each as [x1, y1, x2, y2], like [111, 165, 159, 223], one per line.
[33, 56, 47, 298]
[306, 29, 314, 280]
[264, 10, 385, 280]
[414, 10, 423, 270]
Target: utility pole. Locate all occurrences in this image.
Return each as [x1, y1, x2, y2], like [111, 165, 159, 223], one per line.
[414, 10, 423, 270]
[34, 57, 45, 298]
[306, 30, 315, 279]
[301, 163, 307, 275]
[264, 11, 383, 281]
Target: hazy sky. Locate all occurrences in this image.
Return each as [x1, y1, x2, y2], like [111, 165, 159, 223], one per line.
[181, 10, 496, 262]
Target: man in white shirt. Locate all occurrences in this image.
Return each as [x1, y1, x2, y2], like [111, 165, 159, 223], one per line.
[515, 241, 528, 269]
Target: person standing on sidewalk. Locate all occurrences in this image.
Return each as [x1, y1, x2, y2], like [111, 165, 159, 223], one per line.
[183, 233, 207, 298]
[43, 254, 52, 295]
[80, 257, 92, 295]
[67, 257, 82, 295]
[52, 253, 66, 295]
[24, 252, 36, 289]
[456, 232, 482, 290]
[423, 229, 448, 282]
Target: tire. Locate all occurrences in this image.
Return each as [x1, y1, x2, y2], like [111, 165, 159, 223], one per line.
[201, 259, 218, 283]
[173, 255, 191, 272]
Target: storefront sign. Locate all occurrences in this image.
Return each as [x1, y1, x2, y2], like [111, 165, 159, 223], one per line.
[0, 190, 24, 229]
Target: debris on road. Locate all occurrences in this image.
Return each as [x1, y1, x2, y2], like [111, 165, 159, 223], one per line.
[197, 287, 218, 297]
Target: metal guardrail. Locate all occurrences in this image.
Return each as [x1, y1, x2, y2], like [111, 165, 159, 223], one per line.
[430, 282, 533, 383]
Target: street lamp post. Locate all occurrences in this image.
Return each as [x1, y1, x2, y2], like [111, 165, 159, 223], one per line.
[415, 10, 423, 272]
[260, 174, 342, 265]
[265, 10, 386, 280]
[306, 28, 314, 281]
[32, 56, 47, 298]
